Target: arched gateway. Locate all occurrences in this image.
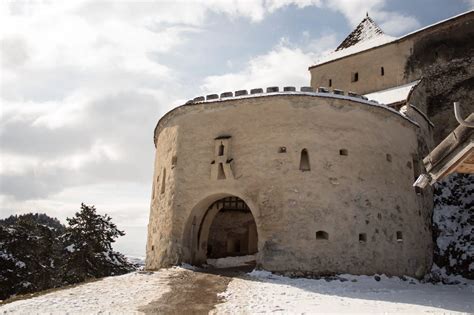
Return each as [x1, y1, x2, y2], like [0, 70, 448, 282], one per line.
[184, 196, 258, 265]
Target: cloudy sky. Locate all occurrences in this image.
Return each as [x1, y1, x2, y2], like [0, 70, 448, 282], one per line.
[1, 0, 472, 256]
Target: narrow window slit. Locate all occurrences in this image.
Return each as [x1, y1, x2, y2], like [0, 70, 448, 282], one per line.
[351, 72, 359, 82]
[340, 149, 348, 156]
[299, 149, 311, 171]
[160, 168, 166, 194]
[396, 231, 403, 242]
[359, 233, 367, 243]
[218, 143, 225, 156]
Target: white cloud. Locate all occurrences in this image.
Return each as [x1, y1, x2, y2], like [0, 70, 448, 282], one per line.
[201, 45, 313, 93]
[200, 34, 337, 93]
[464, 0, 474, 9]
[376, 11, 421, 35]
[0, 0, 432, 256]
[321, 0, 420, 35]
[265, 0, 323, 12]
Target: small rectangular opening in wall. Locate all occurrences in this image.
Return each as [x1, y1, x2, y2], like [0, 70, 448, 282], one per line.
[386, 153, 392, 162]
[151, 245, 154, 251]
[299, 149, 311, 171]
[329, 79, 332, 87]
[359, 233, 367, 243]
[316, 230, 328, 240]
[160, 168, 166, 194]
[396, 231, 403, 242]
[339, 149, 348, 156]
[381, 67, 385, 76]
[218, 143, 225, 156]
[351, 72, 359, 82]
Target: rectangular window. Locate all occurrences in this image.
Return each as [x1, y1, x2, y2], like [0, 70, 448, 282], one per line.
[351, 72, 359, 82]
[316, 230, 328, 240]
[329, 79, 332, 87]
[381, 67, 385, 76]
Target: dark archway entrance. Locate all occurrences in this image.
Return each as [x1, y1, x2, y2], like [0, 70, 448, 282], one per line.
[207, 197, 258, 259]
[192, 196, 258, 265]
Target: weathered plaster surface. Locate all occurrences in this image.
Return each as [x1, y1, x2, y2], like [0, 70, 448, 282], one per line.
[146, 95, 432, 278]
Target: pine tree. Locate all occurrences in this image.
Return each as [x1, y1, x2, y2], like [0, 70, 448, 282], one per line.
[0, 213, 65, 300]
[62, 203, 134, 283]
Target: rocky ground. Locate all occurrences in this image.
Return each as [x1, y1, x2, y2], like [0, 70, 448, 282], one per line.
[1, 263, 473, 314]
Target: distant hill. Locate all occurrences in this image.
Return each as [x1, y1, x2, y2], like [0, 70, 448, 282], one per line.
[0, 213, 65, 232]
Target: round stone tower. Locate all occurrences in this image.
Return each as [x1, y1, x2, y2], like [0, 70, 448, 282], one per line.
[146, 88, 433, 278]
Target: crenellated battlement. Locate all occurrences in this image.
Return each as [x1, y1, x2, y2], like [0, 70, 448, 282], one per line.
[187, 86, 382, 105]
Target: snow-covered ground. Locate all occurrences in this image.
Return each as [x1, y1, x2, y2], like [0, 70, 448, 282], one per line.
[0, 269, 173, 314]
[216, 270, 474, 314]
[1, 267, 473, 314]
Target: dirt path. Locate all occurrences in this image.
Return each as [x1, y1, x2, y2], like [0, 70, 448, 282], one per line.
[138, 267, 251, 314]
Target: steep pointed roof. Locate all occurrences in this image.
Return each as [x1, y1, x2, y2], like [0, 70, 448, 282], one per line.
[313, 14, 396, 66]
[310, 10, 473, 68]
[336, 14, 386, 51]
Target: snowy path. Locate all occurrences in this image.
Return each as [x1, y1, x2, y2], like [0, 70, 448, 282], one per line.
[1, 267, 473, 314]
[216, 270, 474, 314]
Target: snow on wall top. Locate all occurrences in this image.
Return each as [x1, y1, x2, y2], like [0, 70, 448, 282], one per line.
[364, 80, 420, 105]
[315, 15, 396, 66]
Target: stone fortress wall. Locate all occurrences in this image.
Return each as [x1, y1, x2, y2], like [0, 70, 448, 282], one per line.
[309, 11, 474, 144]
[146, 11, 474, 278]
[146, 88, 433, 278]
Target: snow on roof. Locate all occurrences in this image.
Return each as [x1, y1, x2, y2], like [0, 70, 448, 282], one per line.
[186, 90, 419, 126]
[315, 14, 396, 66]
[311, 10, 473, 67]
[336, 15, 387, 51]
[364, 80, 420, 105]
[316, 34, 395, 65]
